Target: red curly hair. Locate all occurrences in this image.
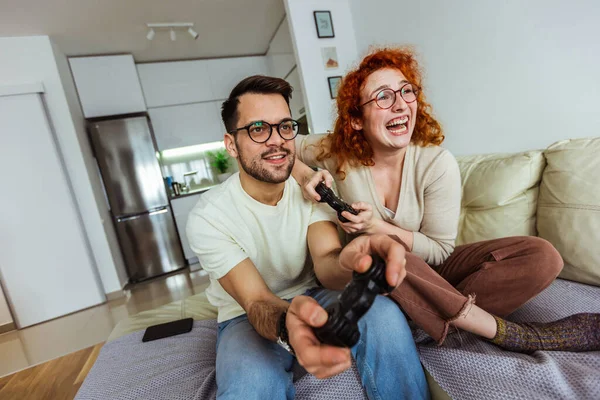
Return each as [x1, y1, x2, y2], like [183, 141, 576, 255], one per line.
[316, 47, 444, 178]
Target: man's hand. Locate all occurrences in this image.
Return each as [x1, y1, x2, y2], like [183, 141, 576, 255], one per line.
[287, 296, 352, 379]
[339, 234, 407, 289]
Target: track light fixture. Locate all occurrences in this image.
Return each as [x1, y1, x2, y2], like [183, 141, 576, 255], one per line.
[145, 23, 198, 41]
[146, 28, 155, 40]
[187, 27, 199, 40]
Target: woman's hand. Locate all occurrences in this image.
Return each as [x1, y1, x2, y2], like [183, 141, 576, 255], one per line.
[301, 169, 335, 203]
[339, 233, 407, 288]
[339, 202, 381, 235]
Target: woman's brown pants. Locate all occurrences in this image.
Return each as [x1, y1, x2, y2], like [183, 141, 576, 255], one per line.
[388, 236, 564, 343]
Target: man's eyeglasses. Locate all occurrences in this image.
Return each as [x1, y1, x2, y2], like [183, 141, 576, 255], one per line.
[361, 83, 419, 109]
[228, 119, 300, 144]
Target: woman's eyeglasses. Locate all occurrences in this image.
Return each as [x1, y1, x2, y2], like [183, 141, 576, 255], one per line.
[361, 83, 419, 109]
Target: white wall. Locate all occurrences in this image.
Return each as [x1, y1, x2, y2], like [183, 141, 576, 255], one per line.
[350, 0, 600, 155]
[285, 0, 359, 134]
[264, 16, 305, 119]
[0, 36, 126, 294]
[51, 43, 129, 290]
[266, 18, 296, 79]
[0, 282, 12, 326]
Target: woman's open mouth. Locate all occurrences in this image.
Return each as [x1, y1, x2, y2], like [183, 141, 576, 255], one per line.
[385, 116, 409, 134]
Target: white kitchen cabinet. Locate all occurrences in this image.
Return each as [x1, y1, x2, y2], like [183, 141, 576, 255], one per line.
[138, 56, 270, 109]
[69, 55, 147, 118]
[137, 60, 213, 108]
[205, 56, 270, 100]
[171, 193, 204, 264]
[149, 101, 224, 150]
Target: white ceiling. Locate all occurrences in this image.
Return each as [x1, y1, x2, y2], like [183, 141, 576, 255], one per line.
[0, 0, 286, 62]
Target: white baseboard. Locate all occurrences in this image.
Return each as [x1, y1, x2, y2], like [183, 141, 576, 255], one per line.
[105, 290, 126, 301]
[0, 321, 16, 334]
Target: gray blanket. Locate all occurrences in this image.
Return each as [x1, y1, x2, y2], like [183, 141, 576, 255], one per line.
[75, 320, 367, 400]
[76, 279, 600, 400]
[416, 279, 600, 400]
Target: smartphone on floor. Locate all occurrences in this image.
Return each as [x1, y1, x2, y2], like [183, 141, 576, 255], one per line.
[142, 318, 194, 342]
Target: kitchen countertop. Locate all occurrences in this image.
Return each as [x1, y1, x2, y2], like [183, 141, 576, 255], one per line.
[170, 185, 218, 200]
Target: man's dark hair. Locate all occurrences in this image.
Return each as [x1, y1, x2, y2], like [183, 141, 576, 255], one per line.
[221, 75, 293, 133]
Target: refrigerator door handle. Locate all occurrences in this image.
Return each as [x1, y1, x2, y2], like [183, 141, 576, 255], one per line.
[117, 208, 168, 222]
[117, 214, 143, 223]
[149, 209, 168, 216]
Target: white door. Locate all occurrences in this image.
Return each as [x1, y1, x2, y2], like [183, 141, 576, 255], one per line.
[0, 91, 105, 328]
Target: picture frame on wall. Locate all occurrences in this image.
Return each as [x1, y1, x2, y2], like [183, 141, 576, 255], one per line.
[321, 47, 339, 69]
[328, 76, 342, 99]
[314, 11, 335, 38]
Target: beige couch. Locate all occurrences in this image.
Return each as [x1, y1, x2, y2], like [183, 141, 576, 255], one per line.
[106, 136, 600, 397]
[456, 136, 599, 286]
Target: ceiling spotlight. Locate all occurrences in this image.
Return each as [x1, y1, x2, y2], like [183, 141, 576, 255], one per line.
[146, 23, 196, 41]
[188, 27, 199, 40]
[146, 28, 155, 41]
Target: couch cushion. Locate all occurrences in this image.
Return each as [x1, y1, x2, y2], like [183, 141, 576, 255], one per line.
[537, 137, 600, 286]
[456, 151, 545, 245]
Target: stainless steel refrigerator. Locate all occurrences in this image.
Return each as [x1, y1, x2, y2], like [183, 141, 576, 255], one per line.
[88, 114, 186, 283]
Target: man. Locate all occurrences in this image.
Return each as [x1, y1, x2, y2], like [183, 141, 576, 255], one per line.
[187, 75, 428, 400]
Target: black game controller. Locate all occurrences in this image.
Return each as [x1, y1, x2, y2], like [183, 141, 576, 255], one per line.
[315, 182, 359, 223]
[313, 254, 394, 348]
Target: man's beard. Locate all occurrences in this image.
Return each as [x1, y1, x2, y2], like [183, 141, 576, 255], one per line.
[237, 144, 295, 184]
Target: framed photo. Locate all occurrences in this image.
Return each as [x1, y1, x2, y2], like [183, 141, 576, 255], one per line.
[314, 11, 335, 38]
[321, 47, 339, 69]
[328, 76, 342, 99]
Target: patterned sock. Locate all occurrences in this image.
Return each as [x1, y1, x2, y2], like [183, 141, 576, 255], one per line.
[490, 313, 600, 353]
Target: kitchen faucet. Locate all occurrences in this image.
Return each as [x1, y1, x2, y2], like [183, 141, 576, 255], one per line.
[183, 170, 198, 191]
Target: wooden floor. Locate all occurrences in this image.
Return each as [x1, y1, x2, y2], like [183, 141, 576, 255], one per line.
[0, 342, 103, 400]
[1, 267, 209, 378]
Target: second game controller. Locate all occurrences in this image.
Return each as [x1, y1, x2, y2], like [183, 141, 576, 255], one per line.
[313, 254, 394, 348]
[315, 182, 359, 223]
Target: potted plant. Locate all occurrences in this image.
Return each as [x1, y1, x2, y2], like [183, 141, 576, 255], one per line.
[207, 149, 232, 182]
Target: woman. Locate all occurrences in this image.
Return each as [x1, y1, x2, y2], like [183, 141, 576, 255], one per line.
[292, 47, 599, 352]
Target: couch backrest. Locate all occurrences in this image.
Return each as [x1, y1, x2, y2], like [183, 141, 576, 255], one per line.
[455, 137, 600, 287]
[456, 151, 546, 246]
[537, 137, 600, 287]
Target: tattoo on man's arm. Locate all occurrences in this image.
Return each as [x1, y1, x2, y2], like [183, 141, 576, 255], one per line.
[247, 301, 289, 341]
